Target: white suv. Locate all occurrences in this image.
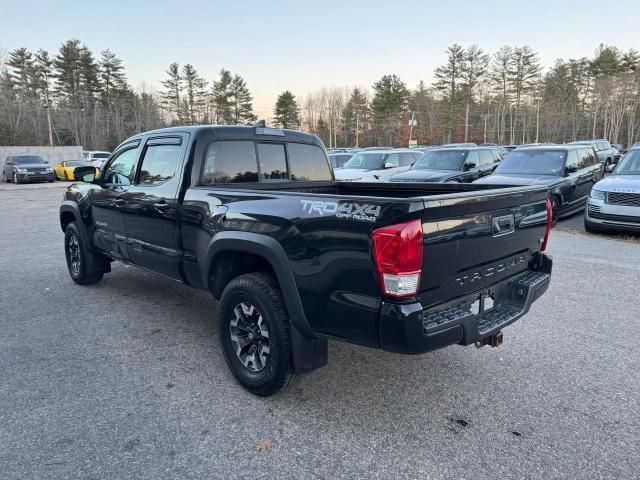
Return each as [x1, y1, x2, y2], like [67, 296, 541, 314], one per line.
[334, 150, 423, 182]
[82, 151, 111, 169]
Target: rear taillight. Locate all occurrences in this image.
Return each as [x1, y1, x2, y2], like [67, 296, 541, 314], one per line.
[541, 198, 552, 252]
[371, 219, 423, 298]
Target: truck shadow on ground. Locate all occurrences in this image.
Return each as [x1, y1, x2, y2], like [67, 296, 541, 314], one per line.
[88, 263, 534, 439]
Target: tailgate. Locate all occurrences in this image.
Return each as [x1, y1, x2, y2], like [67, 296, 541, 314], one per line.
[417, 186, 549, 308]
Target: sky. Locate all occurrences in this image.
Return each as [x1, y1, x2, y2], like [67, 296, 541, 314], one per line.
[2, 0, 639, 119]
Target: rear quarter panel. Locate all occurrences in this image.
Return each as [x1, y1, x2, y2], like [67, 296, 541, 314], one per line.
[181, 187, 424, 347]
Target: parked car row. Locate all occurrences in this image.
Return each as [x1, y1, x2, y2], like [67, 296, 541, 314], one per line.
[328, 141, 639, 235]
[2, 151, 109, 184]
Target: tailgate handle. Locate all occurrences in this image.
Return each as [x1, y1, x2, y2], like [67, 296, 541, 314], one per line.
[492, 214, 515, 236]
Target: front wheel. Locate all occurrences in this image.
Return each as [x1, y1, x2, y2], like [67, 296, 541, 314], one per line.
[64, 222, 106, 285]
[13, 172, 21, 184]
[218, 272, 300, 396]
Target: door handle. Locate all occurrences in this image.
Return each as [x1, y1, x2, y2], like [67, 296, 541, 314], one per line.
[112, 198, 124, 208]
[154, 202, 170, 212]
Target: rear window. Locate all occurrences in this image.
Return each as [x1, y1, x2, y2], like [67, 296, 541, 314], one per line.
[93, 153, 110, 159]
[288, 143, 332, 181]
[257, 143, 288, 181]
[202, 141, 258, 184]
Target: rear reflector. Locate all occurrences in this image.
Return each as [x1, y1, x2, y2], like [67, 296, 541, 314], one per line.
[541, 198, 552, 252]
[371, 219, 423, 298]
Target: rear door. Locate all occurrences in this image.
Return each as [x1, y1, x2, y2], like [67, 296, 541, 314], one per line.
[123, 134, 188, 279]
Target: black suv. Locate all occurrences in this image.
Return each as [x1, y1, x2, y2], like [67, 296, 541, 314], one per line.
[389, 146, 503, 183]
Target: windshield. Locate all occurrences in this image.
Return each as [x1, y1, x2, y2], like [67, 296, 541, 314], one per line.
[412, 150, 467, 171]
[495, 150, 566, 175]
[14, 156, 47, 164]
[343, 153, 386, 170]
[64, 161, 90, 167]
[614, 151, 640, 175]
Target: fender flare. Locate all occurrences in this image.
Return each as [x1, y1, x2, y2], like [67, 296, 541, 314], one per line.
[205, 231, 327, 374]
[60, 201, 89, 241]
[204, 231, 313, 338]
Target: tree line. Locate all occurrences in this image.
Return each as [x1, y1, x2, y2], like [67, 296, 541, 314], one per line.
[1, 40, 638, 149]
[297, 43, 639, 148]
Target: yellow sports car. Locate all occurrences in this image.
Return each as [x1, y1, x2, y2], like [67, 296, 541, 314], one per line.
[54, 161, 100, 181]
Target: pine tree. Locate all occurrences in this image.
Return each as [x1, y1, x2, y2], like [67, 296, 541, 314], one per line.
[230, 74, 256, 125]
[433, 44, 466, 141]
[161, 62, 182, 123]
[182, 64, 207, 124]
[371, 74, 408, 145]
[6, 48, 35, 98]
[273, 91, 299, 129]
[343, 87, 369, 146]
[98, 49, 126, 101]
[212, 68, 233, 124]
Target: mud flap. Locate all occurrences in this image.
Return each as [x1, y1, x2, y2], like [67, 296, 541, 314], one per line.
[291, 324, 328, 374]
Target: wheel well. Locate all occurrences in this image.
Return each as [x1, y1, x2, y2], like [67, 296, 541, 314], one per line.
[209, 251, 276, 299]
[60, 211, 76, 232]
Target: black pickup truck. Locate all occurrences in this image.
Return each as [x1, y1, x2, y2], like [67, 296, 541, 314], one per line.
[61, 125, 553, 396]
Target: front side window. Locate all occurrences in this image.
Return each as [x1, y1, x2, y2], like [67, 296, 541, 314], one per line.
[103, 148, 139, 186]
[257, 143, 288, 181]
[138, 144, 181, 185]
[202, 141, 258, 184]
[566, 150, 579, 169]
[288, 143, 332, 181]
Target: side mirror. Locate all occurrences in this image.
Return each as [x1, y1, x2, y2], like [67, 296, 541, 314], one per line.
[565, 164, 578, 174]
[384, 162, 394, 169]
[73, 166, 98, 183]
[463, 162, 476, 171]
[605, 164, 615, 173]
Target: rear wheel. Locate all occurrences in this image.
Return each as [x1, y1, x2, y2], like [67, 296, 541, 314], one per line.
[218, 272, 299, 396]
[64, 222, 106, 285]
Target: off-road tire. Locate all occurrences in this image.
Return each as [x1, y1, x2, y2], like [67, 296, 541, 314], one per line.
[218, 272, 300, 396]
[64, 222, 106, 285]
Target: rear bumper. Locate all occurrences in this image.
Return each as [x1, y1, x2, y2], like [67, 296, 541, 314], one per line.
[379, 254, 552, 354]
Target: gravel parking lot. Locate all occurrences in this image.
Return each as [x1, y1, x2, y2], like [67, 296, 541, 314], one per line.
[1, 182, 639, 479]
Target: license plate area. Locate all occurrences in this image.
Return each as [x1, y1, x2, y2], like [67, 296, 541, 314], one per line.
[470, 288, 496, 315]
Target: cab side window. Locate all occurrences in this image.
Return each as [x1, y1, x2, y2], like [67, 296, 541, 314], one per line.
[103, 147, 139, 186]
[202, 141, 258, 184]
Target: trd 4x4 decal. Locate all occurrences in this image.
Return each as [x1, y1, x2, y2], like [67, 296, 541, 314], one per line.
[300, 200, 381, 222]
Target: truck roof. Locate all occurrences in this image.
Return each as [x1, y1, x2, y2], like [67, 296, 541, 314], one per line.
[135, 125, 324, 147]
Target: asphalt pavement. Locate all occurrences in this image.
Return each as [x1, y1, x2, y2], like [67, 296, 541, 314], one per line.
[1, 182, 639, 479]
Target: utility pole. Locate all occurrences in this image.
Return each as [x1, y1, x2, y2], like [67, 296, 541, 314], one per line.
[483, 113, 487, 144]
[408, 111, 416, 147]
[44, 94, 54, 147]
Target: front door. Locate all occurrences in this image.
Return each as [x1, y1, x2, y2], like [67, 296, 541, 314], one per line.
[123, 135, 187, 279]
[91, 143, 140, 259]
